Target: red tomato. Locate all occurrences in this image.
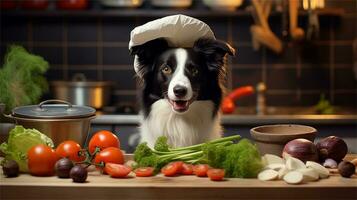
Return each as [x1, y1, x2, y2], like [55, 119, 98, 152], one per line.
[56, 0, 88, 10]
[134, 167, 155, 177]
[181, 163, 194, 175]
[28, 144, 58, 176]
[193, 164, 210, 177]
[94, 147, 124, 173]
[161, 161, 183, 177]
[104, 163, 131, 178]
[207, 169, 225, 181]
[21, 0, 49, 10]
[56, 140, 84, 162]
[89, 130, 120, 154]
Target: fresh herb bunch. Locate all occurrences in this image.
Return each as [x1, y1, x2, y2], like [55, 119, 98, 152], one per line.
[134, 135, 263, 178]
[0, 45, 49, 113]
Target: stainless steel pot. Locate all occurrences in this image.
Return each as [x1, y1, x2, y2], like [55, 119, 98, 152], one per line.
[5, 100, 96, 146]
[51, 74, 112, 109]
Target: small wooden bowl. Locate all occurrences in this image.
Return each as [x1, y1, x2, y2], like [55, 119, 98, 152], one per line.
[250, 124, 317, 156]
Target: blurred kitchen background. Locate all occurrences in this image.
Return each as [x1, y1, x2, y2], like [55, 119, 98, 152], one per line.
[0, 0, 356, 152]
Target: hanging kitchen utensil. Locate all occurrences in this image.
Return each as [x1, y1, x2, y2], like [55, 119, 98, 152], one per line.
[289, 0, 305, 41]
[250, 0, 283, 54]
[306, 0, 320, 40]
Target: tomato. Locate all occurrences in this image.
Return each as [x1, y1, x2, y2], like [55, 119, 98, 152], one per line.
[207, 169, 225, 181]
[28, 144, 58, 176]
[94, 147, 124, 173]
[21, 0, 49, 10]
[56, 140, 84, 162]
[181, 163, 194, 175]
[221, 98, 235, 114]
[89, 130, 120, 154]
[104, 163, 131, 178]
[193, 164, 210, 177]
[161, 161, 183, 177]
[134, 167, 155, 177]
[56, 0, 88, 10]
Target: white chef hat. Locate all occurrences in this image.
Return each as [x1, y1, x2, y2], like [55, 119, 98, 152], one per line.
[129, 14, 216, 74]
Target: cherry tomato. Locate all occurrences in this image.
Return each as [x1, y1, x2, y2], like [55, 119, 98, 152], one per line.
[104, 163, 131, 178]
[181, 163, 194, 175]
[89, 130, 120, 154]
[56, 140, 84, 162]
[207, 169, 225, 181]
[193, 164, 210, 177]
[161, 161, 183, 177]
[134, 167, 155, 177]
[94, 147, 124, 173]
[28, 144, 58, 176]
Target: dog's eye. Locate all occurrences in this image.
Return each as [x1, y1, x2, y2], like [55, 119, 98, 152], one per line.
[161, 65, 172, 75]
[191, 68, 199, 77]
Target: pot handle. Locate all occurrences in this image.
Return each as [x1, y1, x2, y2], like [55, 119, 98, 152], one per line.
[38, 99, 73, 110]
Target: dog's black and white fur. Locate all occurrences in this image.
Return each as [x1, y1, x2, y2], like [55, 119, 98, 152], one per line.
[131, 37, 235, 148]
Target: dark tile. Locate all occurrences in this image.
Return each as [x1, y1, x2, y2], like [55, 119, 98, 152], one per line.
[332, 17, 357, 41]
[299, 67, 330, 90]
[103, 70, 137, 90]
[334, 67, 357, 90]
[102, 18, 136, 42]
[68, 70, 99, 81]
[33, 18, 63, 42]
[268, 17, 283, 39]
[232, 68, 262, 87]
[103, 47, 133, 65]
[68, 19, 97, 42]
[112, 94, 138, 105]
[298, 16, 331, 41]
[46, 69, 64, 81]
[68, 47, 97, 65]
[233, 95, 256, 107]
[266, 68, 297, 90]
[326, 0, 357, 14]
[266, 44, 297, 64]
[300, 43, 331, 64]
[334, 93, 357, 106]
[266, 93, 299, 106]
[231, 17, 254, 42]
[32, 47, 63, 65]
[0, 18, 28, 42]
[232, 46, 263, 64]
[200, 18, 228, 40]
[334, 45, 353, 64]
[300, 93, 328, 106]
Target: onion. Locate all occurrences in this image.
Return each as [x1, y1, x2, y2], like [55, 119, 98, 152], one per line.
[316, 136, 348, 162]
[282, 138, 319, 163]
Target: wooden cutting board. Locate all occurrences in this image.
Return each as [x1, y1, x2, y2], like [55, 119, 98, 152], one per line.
[1, 155, 357, 200]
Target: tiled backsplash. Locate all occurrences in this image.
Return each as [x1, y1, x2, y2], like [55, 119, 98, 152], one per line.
[1, 0, 356, 108]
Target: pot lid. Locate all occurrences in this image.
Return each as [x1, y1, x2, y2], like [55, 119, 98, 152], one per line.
[12, 100, 96, 119]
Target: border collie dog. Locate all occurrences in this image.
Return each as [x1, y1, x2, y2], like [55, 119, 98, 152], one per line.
[131, 37, 235, 148]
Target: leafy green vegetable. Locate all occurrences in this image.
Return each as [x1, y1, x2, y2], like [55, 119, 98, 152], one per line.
[0, 126, 54, 172]
[0, 45, 49, 113]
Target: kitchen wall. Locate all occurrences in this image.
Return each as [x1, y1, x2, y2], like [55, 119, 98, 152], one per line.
[1, 0, 356, 109]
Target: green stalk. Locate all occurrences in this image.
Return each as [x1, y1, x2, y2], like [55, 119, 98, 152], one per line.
[169, 135, 240, 152]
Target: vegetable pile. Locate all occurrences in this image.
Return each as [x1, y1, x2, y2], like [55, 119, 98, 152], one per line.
[134, 135, 264, 178]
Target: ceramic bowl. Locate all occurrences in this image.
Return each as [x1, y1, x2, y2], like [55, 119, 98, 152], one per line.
[250, 124, 317, 156]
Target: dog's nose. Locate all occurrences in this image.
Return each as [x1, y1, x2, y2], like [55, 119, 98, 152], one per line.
[173, 85, 187, 98]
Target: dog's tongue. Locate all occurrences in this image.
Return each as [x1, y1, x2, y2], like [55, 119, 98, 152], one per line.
[173, 100, 189, 112]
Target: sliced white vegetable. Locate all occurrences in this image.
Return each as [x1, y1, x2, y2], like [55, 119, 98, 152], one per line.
[297, 168, 319, 182]
[278, 166, 289, 179]
[283, 171, 304, 184]
[266, 163, 286, 171]
[306, 161, 330, 179]
[262, 154, 285, 165]
[286, 156, 306, 170]
[258, 169, 279, 181]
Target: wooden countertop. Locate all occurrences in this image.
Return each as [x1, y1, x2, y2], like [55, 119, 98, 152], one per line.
[1, 155, 357, 200]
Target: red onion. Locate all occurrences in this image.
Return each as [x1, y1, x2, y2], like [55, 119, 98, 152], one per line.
[316, 136, 348, 162]
[282, 138, 319, 163]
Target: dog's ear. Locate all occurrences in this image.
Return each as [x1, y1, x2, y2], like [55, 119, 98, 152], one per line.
[193, 38, 235, 71]
[130, 38, 169, 77]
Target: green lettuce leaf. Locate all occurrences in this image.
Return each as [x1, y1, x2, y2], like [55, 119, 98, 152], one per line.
[0, 126, 54, 172]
